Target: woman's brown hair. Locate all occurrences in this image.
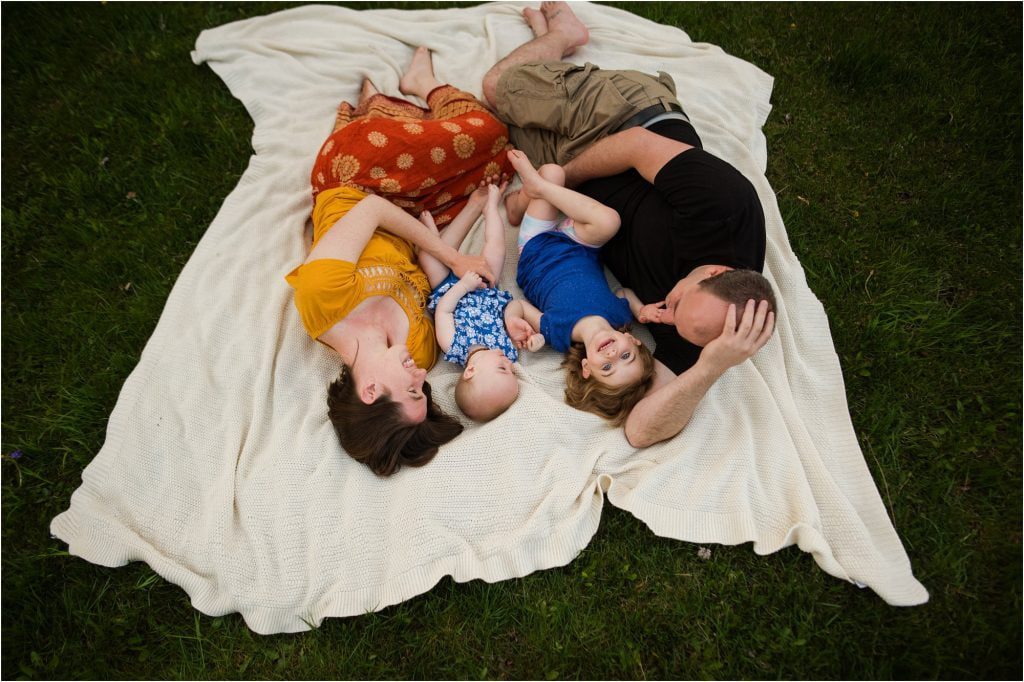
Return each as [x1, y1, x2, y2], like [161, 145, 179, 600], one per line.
[562, 334, 655, 426]
[326, 366, 463, 476]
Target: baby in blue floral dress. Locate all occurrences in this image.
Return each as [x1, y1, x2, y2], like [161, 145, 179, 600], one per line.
[419, 183, 545, 422]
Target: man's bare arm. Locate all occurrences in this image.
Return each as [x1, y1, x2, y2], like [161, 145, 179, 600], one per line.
[625, 300, 775, 448]
[562, 127, 693, 189]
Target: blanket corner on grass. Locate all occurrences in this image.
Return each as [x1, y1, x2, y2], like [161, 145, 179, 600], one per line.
[50, 1, 927, 634]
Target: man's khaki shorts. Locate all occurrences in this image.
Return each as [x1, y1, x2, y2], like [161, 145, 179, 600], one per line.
[493, 61, 683, 166]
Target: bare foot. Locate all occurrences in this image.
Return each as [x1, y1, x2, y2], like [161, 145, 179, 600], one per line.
[541, 1, 589, 57]
[400, 47, 441, 99]
[420, 210, 439, 234]
[507, 149, 547, 200]
[358, 77, 379, 105]
[504, 189, 530, 227]
[523, 7, 548, 37]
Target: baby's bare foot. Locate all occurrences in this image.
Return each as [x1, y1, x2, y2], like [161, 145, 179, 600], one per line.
[420, 210, 439, 234]
[541, 1, 589, 56]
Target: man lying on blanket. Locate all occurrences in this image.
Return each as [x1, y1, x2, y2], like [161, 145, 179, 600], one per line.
[484, 1, 777, 448]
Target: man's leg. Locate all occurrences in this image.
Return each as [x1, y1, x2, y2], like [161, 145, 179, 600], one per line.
[482, 1, 589, 107]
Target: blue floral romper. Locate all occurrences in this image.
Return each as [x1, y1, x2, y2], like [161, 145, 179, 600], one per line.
[427, 273, 519, 366]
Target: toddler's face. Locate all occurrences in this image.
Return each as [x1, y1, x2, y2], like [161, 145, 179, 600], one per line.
[581, 330, 643, 389]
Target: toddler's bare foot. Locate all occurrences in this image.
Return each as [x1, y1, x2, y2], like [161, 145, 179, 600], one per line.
[541, 1, 589, 57]
[506, 149, 547, 201]
[504, 189, 529, 227]
[399, 47, 441, 99]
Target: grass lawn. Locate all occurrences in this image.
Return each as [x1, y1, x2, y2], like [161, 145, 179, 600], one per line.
[2, 1, 1020, 679]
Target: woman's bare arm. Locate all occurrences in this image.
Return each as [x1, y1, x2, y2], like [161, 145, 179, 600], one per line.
[307, 194, 497, 284]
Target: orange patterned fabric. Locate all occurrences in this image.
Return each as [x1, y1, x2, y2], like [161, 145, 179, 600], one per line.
[310, 85, 513, 228]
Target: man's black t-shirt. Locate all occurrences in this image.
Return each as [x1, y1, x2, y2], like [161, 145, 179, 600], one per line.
[577, 119, 766, 375]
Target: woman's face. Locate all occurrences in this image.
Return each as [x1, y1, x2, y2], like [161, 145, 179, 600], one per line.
[581, 330, 643, 388]
[378, 345, 428, 423]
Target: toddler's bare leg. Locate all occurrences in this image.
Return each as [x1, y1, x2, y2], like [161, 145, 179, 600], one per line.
[509, 150, 620, 246]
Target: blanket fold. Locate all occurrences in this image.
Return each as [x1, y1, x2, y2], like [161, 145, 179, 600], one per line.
[51, 1, 927, 634]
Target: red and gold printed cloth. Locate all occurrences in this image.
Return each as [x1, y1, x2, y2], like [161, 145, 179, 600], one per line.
[311, 85, 513, 228]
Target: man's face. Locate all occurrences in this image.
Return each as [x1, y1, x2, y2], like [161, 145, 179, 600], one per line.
[664, 275, 731, 348]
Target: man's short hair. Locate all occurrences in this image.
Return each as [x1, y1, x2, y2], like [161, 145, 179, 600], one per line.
[699, 269, 777, 319]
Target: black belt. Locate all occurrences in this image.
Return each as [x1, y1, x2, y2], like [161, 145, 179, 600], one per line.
[612, 102, 685, 134]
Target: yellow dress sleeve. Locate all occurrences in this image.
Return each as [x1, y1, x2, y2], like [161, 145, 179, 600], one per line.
[285, 259, 360, 341]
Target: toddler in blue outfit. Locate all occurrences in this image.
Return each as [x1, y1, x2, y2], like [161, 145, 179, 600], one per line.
[504, 150, 656, 426]
[420, 183, 545, 422]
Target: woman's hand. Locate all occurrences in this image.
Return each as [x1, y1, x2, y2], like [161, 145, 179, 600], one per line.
[450, 254, 496, 287]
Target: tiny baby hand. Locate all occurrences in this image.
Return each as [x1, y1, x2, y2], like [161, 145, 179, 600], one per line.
[526, 333, 546, 352]
[458, 270, 485, 291]
[505, 316, 535, 348]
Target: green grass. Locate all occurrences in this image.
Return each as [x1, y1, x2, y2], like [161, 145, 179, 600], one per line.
[2, 1, 1020, 679]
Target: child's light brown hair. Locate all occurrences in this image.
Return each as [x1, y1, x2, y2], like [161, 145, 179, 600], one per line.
[561, 333, 655, 426]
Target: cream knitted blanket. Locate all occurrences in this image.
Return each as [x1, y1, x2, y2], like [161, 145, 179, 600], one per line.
[50, 1, 928, 634]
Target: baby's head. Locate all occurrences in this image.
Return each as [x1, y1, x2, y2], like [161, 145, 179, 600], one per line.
[563, 328, 655, 425]
[455, 347, 520, 422]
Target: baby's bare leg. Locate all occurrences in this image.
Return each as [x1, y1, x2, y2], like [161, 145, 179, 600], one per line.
[417, 211, 454, 289]
[481, 185, 507, 285]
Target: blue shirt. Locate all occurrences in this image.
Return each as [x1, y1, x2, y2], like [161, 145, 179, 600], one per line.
[427, 273, 518, 366]
[516, 231, 632, 352]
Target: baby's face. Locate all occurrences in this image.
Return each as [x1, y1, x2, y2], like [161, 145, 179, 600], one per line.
[467, 349, 520, 412]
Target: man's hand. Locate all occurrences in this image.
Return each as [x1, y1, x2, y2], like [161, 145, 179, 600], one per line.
[699, 299, 775, 372]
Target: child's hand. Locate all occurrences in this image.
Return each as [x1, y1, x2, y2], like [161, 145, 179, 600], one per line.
[458, 271, 485, 291]
[506, 317, 532, 348]
[525, 333, 546, 352]
[505, 316, 537, 349]
[638, 301, 667, 324]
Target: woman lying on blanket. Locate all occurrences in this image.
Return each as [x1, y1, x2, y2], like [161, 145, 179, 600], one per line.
[286, 48, 514, 476]
[507, 150, 656, 425]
